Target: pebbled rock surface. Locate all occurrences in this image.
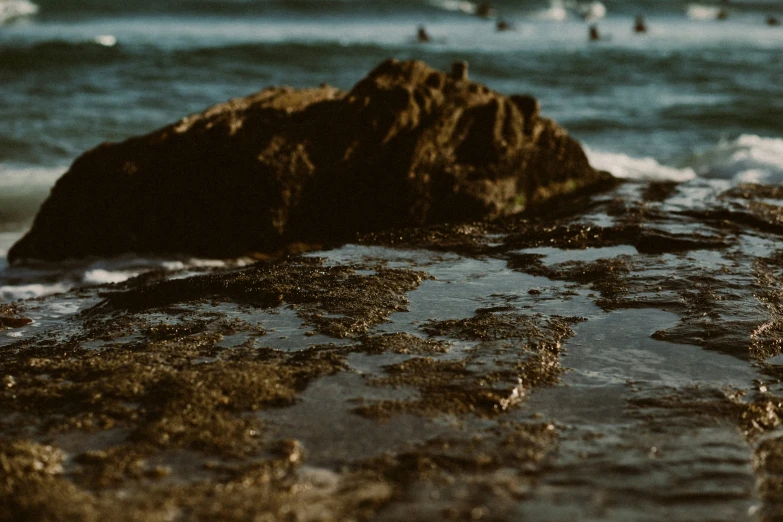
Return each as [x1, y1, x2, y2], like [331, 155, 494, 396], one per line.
[9, 59, 611, 262]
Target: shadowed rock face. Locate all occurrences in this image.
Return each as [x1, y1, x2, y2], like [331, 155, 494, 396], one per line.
[9, 59, 611, 262]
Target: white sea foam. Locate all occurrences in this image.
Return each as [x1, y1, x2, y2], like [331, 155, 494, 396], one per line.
[686, 4, 724, 20]
[577, 1, 606, 21]
[532, 0, 605, 22]
[94, 35, 118, 47]
[46, 301, 81, 316]
[0, 254, 254, 302]
[588, 135, 783, 185]
[586, 149, 697, 182]
[426, 0, 475, 15]
[82, 268, 139, 285]
[0, 283, 70, 301]
[533, 0, 569, 21]
[0, 0, 38, 25]
[686, 135, 783, 184]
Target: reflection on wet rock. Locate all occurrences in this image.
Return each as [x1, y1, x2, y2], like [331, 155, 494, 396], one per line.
[6, 179, 783, 518]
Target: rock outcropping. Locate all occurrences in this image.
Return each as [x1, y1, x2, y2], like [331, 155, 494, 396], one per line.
[9, 59, 611, 262]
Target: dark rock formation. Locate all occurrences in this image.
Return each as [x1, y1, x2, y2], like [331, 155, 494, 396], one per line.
[9, 59, 611, 262]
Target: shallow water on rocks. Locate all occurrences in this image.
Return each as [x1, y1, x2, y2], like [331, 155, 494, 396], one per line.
[520, 308, 761, 521]
[4, 180, 783, 520]
[288, 243, 766, 519]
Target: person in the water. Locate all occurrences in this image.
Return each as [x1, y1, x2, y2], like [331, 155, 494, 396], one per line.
[634, 15, 647, 33]
[767, 15, 781, 26]
[589, 24, 600, 41]
[417, 26, 430, 43]
[475, 2, 492, 18]
[496, 18, 513, 32]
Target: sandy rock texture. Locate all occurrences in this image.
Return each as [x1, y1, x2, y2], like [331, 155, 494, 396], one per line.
[9, 59, 611, 262]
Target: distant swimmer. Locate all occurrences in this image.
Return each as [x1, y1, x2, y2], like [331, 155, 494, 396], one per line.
[716, 8, 728, 20]
[475, 2, 492, 18]
[417, 26, 430, 43]
[589, 24, 600, 41]
[634, 15, 647, 33]
[496, 18, 513, 31]
[767, 15, 781, 26]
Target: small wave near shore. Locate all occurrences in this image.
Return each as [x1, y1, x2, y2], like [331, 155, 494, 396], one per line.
[0, 255, 254, 301]
[587, 134, 783, 184]
[685, 135, 783, 184]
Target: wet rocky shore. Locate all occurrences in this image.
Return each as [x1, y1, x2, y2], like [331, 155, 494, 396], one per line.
[4, 59, 783, 521]
[4, 177, 783, 521]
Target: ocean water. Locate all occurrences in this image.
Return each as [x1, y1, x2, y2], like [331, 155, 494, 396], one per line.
[1, 0, 782, 299]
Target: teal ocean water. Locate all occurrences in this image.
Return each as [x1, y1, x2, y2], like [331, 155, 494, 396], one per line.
[1, 0, 782, 298]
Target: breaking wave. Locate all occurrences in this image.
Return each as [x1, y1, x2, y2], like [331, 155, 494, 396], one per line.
[0, 0, 38, 25]
[532, 0, 569, 21]
[586, 149, 696, 182]
[685, 134, 783, 184]
[0, 255, 254, 301]
[531, 0, 606, 21]
[425, 0, 476, 15]
[588, 134, 783, 185]
[686, 4, 725, 20]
